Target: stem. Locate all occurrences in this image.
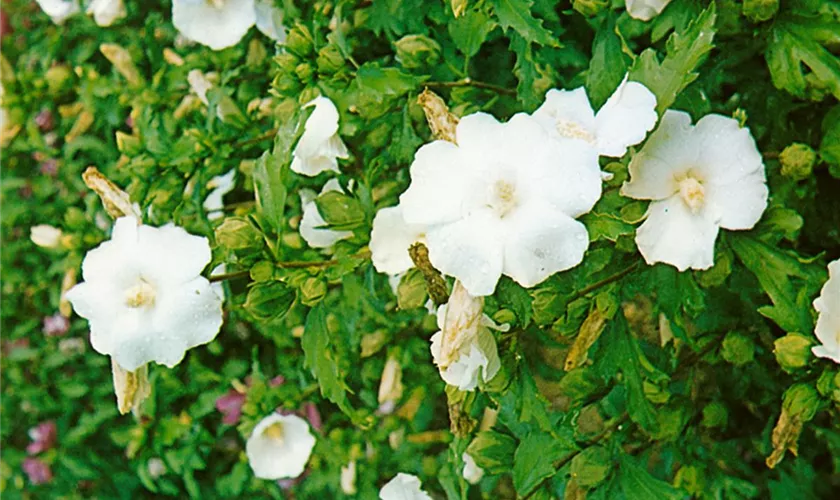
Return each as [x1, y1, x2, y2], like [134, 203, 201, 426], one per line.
[208, 270, 251, 283]
[233, 128, 278, 148]
[206, 250, 372, 282]
[424, 78, 516, 96]
[568, 261, 641, 302]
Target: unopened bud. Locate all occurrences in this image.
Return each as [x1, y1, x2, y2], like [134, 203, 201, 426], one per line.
[162, 48, 184, 66]
[377, 355, 404, 407]
[316, 44, 345, 74]
[743, 0, 779, 23]
[774, 333, 813, 372]
[295, 62, 314, 82]
[285, 24, 314, 56]
[115, 131, 142, 156]
[779, 143, 816, 181]
[100, 44, 144, 86]
[81, 166, 140, 219]
[45, 65, 73, 95]
[573, 0, 609, 17]
[300, 277, 327, 306]
[395, 35, 441, 69]
[215, 217, 263, 250]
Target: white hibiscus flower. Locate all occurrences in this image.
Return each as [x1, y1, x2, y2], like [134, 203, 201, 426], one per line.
[370, 205, 427, 276]
[172, 0, 284, 50]
[621, 110, 768, 271]
[812, 259, 840, 363]
[299, 178, 354, 249]
[291, 96, 350, 176]
[246, 413, 316, 480]
[65, 217, 224, 371]
[399, 112, 601, 296]
[379, 473, 432, 500]
[86, 0, 126, 26]
[532, 75, 658, 158]
[35, 0, 80, 24]
[626, 0, 672, 21]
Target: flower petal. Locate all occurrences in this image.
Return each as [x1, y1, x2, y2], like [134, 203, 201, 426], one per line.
[370, 205, 427, 275]
[136, 223, 212, 286]
[254, 0, 286, 41]
[531, 88, 597, 144]
[425, 210, 503, 296]
[502, 200, 590, 288]
[626, 0, 672, 21]
[635, 195, 720, 271]
[813, 259, 840, 363]
[379, 473, 432, 500]
[299, 180, 353, 248]
[621, 110, 696, 200]
[523, 138, 602, 218]
[693, 114, 765, 186]
[593, 78, 658, 157]
[291, 96, 349, 176]
[246, 414, 316, 480]
[172, 0, 256, 51]
[705, 171, 768, 230]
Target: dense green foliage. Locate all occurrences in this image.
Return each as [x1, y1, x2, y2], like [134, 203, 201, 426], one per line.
[2, 0, 840, 498]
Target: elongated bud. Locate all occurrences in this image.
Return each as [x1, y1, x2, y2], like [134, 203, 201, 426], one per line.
[100, 44, 144, 86]
[65, 110, 94, 143]
[378, 355, 404, 406]
[59, 268, 77, 318]
[111, 359, 151, 415]
[418, 89, 459, 143]
[82, 166, 140, 219]
[162, 48, 184, 66]
[30, 225, 64, 249]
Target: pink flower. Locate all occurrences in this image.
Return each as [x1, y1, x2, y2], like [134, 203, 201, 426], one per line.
[27, 421, 57, 455]
[43, 314, 70, 337]
[39, 159, 59, 177]
[215, 390, 246, 426]
[34, 109, 54, 131]
[23, 458, 53, 485]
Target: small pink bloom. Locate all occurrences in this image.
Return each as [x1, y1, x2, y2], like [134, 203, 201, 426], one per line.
[301, 402, 322, 431]
[43, 314, 70, 337]
[40, 159, 59, 177]
[23, 458, 53, 485]
[215, 390, 246, 425]
[269, 375, 285, 387]
[27, 421, 57, 455]
[34, 109, 54, 131]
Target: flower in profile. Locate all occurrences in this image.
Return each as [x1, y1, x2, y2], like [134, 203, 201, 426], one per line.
[246, 413, 316, 480]
[86, 0, 126, 26]
[370, 205, 427, 276]
[30, 225, 64, 249]
[291, 96, 349, 177]
[27, 421, 57, 455]
[626, 0, 672, 21]
[299, 179, 353, 249]
[379, 473, 432, 500]
[172, 0, 257, 51]
[65, 216, 224, 371]
[532, 76, 658, 158]
[35, 0, 80, 24]
[23, 458, 53, 485]
[812, 259, 840, 363]
[621, 110, 768, 271]
[400, 112, 601, 296]
[462, 452, 484, 485]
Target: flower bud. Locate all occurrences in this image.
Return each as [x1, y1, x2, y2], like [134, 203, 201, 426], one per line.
[300, 277, 327, 306]
[115, 131, 142, 156]
[721, 332, 755, 367]
[30, 224, 64, 249]
[99, 43, 144, 86]
[273, 73, 302, 94]
[774, 332, 813, 372]
[573, 0, 609, 17]
[417, 89, 458, 143]
[701, 401, 728, 428]
[743, 0, 779, 23]
[45, 65, 73, 95]
[397, 269, 428, 310]
[162, 48, 184, 66]
[215, 217, 264, 250]
[274, 52, 300, 73]
[779, 143, 816, 181]
[378, 355, 404, 407]
[316, 44, 345, 74]
[285, 24, 314, 56]
[34, 109, 54, 131]
[81, 166, 140, 219]
[395, 35, 441, 69]
[295, 62, 314, 82]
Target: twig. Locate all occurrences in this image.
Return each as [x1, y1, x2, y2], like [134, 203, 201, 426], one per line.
[233, 128, 278, 148]
[568, 261, 641, 302]
[424, 78, 517, 96]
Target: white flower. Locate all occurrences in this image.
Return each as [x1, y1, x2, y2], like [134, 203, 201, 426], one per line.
[254, 0, 286, 41]
[379, 473, 432, 500]
[370, 205, 427, 275]
[532, 76, 658, 158]
[621, 110, 768, 271]
[203, 169, 236, 220]
[626, 0, 672, 21]
[86, 0, 126, 26]
[462, 452, 484, 485]
[65, 217, 223, 371]
[246, 413, 316, 480]
[299, 178, 353, 249]
[340, 460, 357, 495]
[30, 225, 64, 249]
[172, 0, 257, 51]
[399, 112, 601, 296]
[291, 96, 350, 177]
[812, 259, 840, 363]
[187, 69, 216, 106]
[35, 0, 80, 24]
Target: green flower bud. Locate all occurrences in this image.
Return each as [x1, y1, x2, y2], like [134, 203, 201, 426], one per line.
[300, 277, 327, 306]
[394, 35, 441, 69]
[316, 44, 345, 74]
[249, 261, 276, 282]
[779, 143, 816, 180]
[246, 39, 268, 67]
[286, 24, 314, 56]
[115, 131, 142, 156]
[572, 0, 609, 17]
[273, 73, 302, 95]
[721, 332, 755, 366]
[492, 309, 516, 326]
[397, 268, 428, 310]
[315, 191, 365, 230]
[702, 401, 728, 428]
[743, 0, 779, 23]
[215, 217, 264, 250]
[274, 53, 300, 73]
[244, 281, 295, 321]
[774, 332, 814, 372]
[45, 65, 73, 95]
[295, 62, 314, 82]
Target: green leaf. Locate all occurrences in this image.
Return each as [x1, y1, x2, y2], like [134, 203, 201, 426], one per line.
[820, 104, 840, 168]
[610, 318, 659, 434]
[509, 33, 547, 110]
[492, 0, 558, 47]
[302, 304, 355, 417]
[629, 3, 716, 114]
[448, 8, 497, 58]
[618, 453, 683, 500]
[766, 16, 840, 101]
[466, 431, 517, 474]
[518, 362, 553, 431]
[497, 277, 533, 327]
[571, 446, 613, 489]
[253, 151, 286, 235]
[243, 281, 295, 321]
[513, 431, 575, 496]
[388, 104, 423, 165]
[315, 191, 366, 230]
[585, 18, 628, 111]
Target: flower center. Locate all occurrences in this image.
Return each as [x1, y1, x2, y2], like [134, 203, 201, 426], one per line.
[263, 422, 285, 442]
[124, 279, 156, 308]
[206, 0, 226, 8]
[678, 176, 705, 213]
[489, 179, 518, 218]
[555, 119, 595, 143]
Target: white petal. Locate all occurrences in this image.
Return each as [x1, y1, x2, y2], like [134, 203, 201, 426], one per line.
[635, 195, 720, 271]
[593, 78, 658, 157]
[135, 223, 212, 286]
[621, 110, 696, 200]
[523, 137, 602, 218]
[254, 0, 286, 41]
[246, 414, 316, 480]
[704, 171, 768, 230]
[172, 0, 256, 51]
[370, 205, 427, 275]
[299, 181, 353, 249]
[203, 169, 237, 219]
[531, 88, 597, 145]
[692, 114, 765, 186]
[813, 259, 840, 364]
[291, 97, 349, 176]
[626, 0, 672, 21]
[36, 0, 80, 24]
[502, 200, 590, 288]
[86, 0, 126, 26]
[188, 69, 214, 106]
[379, 473, 432, 500]
[425, 210, 504, 296]
[462, 452, 484, 485]
[454, 112, 512, 160]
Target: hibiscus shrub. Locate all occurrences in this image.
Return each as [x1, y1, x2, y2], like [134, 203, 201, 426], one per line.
[3, 0, 840, 498]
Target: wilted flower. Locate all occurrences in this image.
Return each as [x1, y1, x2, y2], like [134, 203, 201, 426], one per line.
[462, 452, 484, 485]
[291, 96, 349, 177]
[625, 0, 672, 21]
[812, 259, 840, 363]
[299, 178, 352, 249]
[35, 0, 80, 24]
[30, 224, 63, 249]
[246, 413, 316, 480]
[27, 421, 57, 455]
[22, 457, 53, 485]
[370, 205, 427, 275]
[86, 0, 126, 26]
[377, 355, 404, 412]
[532, 76, 658, 158]
[379, 473, 432, 500]
[43, 313, 70, 337]
[65, 216, 224, 371]
[172, 0, 284, 51]
[400, 112, 601, 296]
[621, 110, 768, 271]
[215, 389, 246, 425]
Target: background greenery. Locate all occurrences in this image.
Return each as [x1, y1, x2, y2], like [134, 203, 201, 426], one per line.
[2, 0, 840, 498]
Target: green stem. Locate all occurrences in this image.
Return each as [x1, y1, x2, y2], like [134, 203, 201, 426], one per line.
[207, 250, 372, 282]
[567, 260, 641, 302]
[424, 78, 516, 96]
